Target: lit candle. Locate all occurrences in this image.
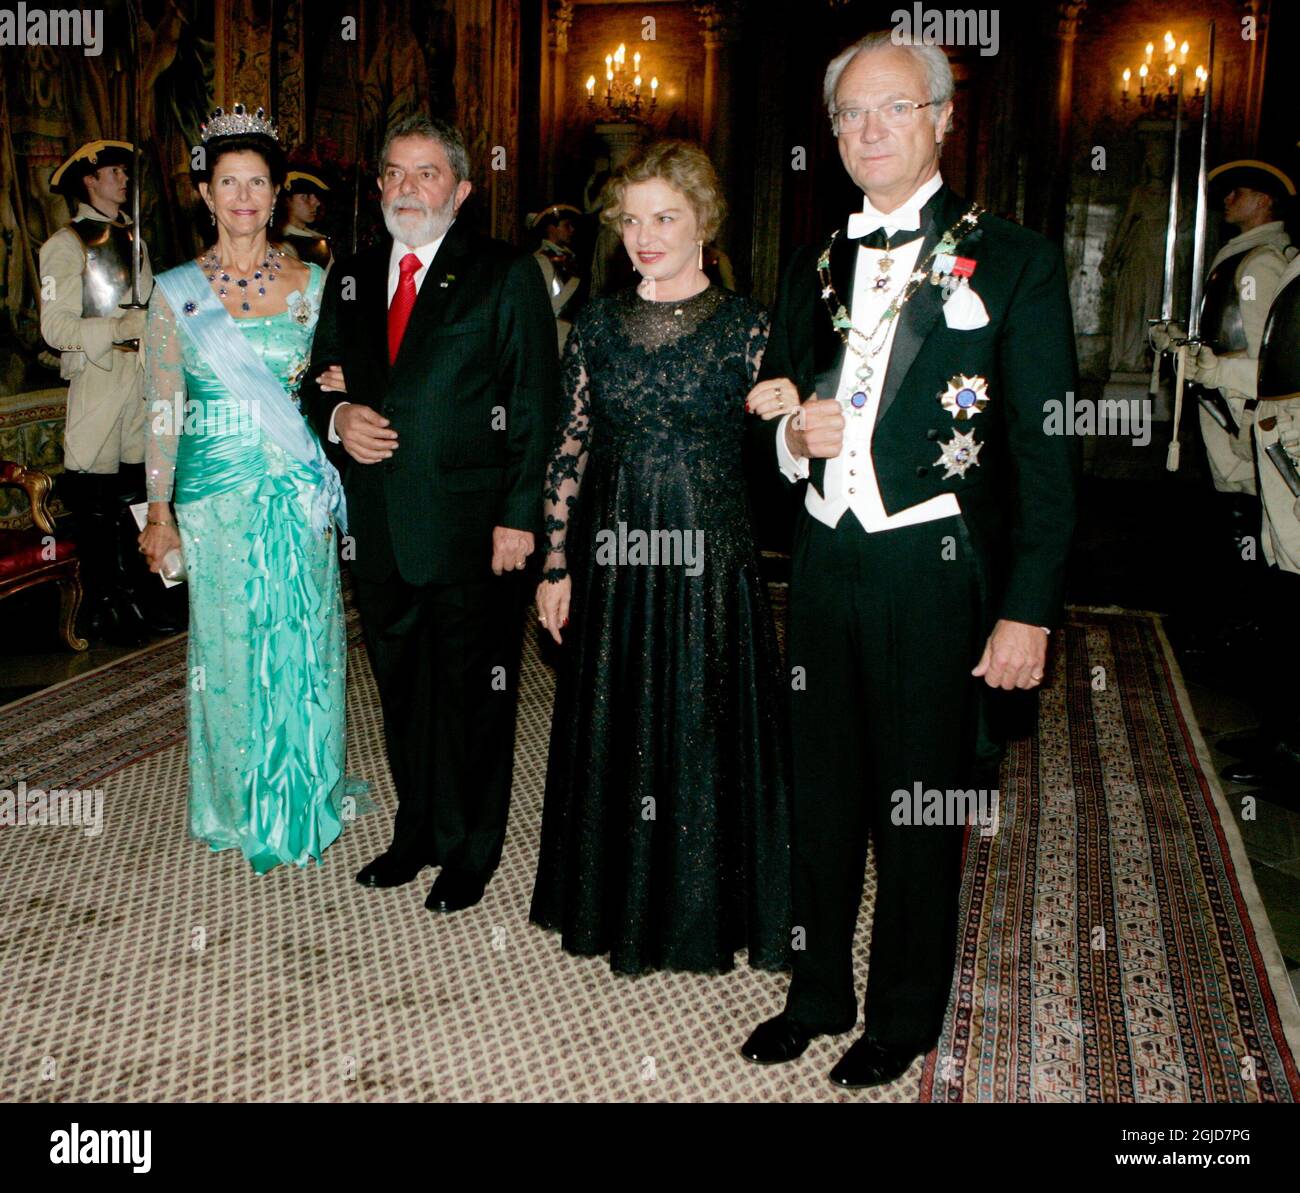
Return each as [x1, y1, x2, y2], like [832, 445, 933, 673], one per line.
[1178, 40, 1189, 66]
[634, 74, 642, 93]
[1138, 63, 1148, 94]
[605, 53, 612, 71]
[1144, 42, 1153, 65]
[1122, 67, 1131, 95]
[651, 76, 658, 97]
[1163, 31, 1175, 60]
[634, 51, 641, 71]
[615, 43, 625, 65]
[1195, 64, 1205, 96]
[1167, 63, 1177, 92]
[586, 75, 595, 98]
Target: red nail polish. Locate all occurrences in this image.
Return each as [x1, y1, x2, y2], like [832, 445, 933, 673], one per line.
[561, 617, 569, 627]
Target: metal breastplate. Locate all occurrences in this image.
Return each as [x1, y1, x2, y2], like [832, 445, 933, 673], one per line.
[71, 218, 134, 317]
[1198, 249, 1250, 354]
[283, 231, 331, 268]
[1259, 273, 1300, 400]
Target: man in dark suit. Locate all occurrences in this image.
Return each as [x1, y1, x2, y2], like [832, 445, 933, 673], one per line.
[740, 33, 1079, 1087]
[308, 115, 558, 913]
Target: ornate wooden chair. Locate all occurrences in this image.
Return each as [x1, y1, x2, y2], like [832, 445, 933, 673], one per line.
[0, 460, 87, 650]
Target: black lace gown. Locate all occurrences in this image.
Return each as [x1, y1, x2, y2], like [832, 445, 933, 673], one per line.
[529, 284, 792, 975]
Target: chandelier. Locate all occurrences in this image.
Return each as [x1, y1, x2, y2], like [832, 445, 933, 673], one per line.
[1119, 30, 1206, 118]
[585, 43, 658, 123]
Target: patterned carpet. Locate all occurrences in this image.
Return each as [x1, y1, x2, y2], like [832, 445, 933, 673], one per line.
[1, 595, 1297, 1102]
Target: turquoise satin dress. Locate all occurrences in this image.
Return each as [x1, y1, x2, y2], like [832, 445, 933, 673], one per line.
[145, 262, 360, 873]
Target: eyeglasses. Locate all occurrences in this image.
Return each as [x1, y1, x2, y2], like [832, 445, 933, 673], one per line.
[830, 100, 936, 133]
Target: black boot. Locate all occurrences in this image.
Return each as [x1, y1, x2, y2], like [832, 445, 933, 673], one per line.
[62, 471, 149, 648]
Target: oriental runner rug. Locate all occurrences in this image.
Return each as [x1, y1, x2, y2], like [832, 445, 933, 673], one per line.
[0, 599, 1296, 1102]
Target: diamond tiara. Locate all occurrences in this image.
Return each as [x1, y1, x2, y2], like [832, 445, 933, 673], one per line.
[200, 103, 279, 143]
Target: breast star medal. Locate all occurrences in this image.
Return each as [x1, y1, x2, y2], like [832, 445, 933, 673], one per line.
[940, 374, 989, 420]
[935, 427, 983, 479]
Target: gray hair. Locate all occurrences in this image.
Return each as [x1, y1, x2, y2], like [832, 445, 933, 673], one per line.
[380, 114, 471, 183]
[823, 30, 955, 113]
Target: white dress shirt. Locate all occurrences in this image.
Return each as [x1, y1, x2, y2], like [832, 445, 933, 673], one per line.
[327, 227, 451, 442]
[775, 172, 960, 531]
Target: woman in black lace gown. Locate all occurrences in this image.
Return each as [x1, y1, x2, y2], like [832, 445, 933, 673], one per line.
[530, 141, 791, 974]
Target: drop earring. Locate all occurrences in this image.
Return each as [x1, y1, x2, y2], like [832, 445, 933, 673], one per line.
[697, 240, 703, 270]
[208, 207, 216, 226]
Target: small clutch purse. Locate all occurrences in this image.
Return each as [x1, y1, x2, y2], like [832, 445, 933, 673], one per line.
[161, 547, 188, 584]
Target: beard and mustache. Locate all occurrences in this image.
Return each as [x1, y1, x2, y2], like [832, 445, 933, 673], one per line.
[382, 188, 458, 246]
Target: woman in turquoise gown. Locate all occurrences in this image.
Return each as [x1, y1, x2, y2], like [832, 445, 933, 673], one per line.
[139, 113, 356, 874]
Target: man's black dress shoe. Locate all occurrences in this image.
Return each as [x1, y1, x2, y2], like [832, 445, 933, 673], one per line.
[355, 851, 427, 888]
[425, 868, 486, 913]
[828, 1035, 926, 1089]
[1219, 751, 1300, 786]
[740, 1013, 853, 1065]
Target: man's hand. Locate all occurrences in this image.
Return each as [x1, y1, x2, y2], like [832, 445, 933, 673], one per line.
[492, 526, 534, 575]
[784, 396, 845, 460]
[1149, 320, 1186, 353]
[1186, 342, 1221, 387]
[971, 619, 1048, 690]
[115, 309, 146, 343]
[746, 377, 802, 421]
[335, 402, 397, 464]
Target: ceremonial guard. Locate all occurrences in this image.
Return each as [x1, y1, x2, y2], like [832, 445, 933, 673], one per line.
[526, 201, 582, 352]
[278, 171, 333, 268]
[1219, 248, 1300, 788]
[40, 140, 157, 644]
[1155, 162, 1295, 496]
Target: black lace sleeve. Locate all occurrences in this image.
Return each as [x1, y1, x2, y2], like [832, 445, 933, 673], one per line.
[541, 314, 593, 582]
[746, 303, 771, 387]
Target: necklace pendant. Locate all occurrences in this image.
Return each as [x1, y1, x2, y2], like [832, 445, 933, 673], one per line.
[856, 363, 874, 383]
[873, 276, 890, 290]
[879, 254, 894, 271]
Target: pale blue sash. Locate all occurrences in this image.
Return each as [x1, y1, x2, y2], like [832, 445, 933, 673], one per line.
[154, 261, 346, 535]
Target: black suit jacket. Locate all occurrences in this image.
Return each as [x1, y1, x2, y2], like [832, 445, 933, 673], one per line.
[307, 221, 559, 586]
[754, 184, 1080, 628]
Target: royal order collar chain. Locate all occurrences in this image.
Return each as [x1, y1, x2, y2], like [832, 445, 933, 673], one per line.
[816, 202, 983, 388]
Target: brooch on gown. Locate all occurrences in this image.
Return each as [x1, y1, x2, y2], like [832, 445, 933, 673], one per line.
[940, 374, 989, 420]
[934, 427, 983, 479]
[290, 295, 313, 325]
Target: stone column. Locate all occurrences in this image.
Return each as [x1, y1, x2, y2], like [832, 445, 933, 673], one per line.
[543, 0, 574, 200]
[1027, 1, 1085, 241]
[694, 2, 743, 255]
[1241, 0, 1269, 153]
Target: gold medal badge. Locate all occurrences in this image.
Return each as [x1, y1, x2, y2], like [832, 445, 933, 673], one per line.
[940, 374, 989, 420]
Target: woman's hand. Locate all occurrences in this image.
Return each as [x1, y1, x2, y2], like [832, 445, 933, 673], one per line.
[535, 576, 571, 646]
[316, 365, 347, 393]
[746, 377, 801, 421]
[138, 516, 181, 574]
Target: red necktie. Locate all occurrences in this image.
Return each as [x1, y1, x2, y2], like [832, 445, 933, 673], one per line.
[387, 252, 422, 364]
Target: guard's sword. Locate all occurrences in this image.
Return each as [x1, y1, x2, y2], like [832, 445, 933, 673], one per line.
[119, 0, 147, 322]
[1167, 21, 1214, 471]
[1149, 74, 1183, 397]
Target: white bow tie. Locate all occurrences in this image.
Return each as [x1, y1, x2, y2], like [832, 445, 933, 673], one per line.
[846, 207, 922, 240]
